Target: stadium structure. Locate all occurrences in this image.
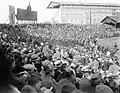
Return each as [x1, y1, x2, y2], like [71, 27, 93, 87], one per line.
[47, 1, 120, 24]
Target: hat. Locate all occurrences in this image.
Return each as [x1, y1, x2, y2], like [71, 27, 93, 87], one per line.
[64, 52, 69, 58]
[84, 73, 90, 78]
[71, 63, 76, 68]
[42, 60, 51, 66]
[26, 53, 33, 58]
[12, 49, 20, 53]
[98, 58, 102, 61]
[81, 66, 89, 71]
[21, 48, 27, 53]
[31, 54, 38, 60]
[52, 52, 61, 60]
[18, 47, 22, 51]
[23, 64, 36, 70]
[42, 60, 53, 70]
[54, 60, 61, 66]
[45, 42, 48, 45]
[109, 59, 114, 63]
[61, 59, 69, 65]
[91, 73, 100, 80]
[21, 85, 37, 93]
[106, 51, 110, 56]
[41, 42, 44, 46]
[91, 73, 101, 84]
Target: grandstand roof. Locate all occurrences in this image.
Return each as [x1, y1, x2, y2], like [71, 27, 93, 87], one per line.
[101, 16, 120, 24]
[47, 1, 120, 9]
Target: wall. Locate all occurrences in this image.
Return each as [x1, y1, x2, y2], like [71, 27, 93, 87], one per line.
[56, 5, 120, 24]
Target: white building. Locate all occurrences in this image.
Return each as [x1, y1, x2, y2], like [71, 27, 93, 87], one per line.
[47, 1, 120, 24]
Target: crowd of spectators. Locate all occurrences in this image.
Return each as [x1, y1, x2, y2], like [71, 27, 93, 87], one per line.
[25, 23, 120, 42]
[0, 23, 120, 93]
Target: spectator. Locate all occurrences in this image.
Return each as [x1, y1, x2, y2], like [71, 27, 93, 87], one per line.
[0, 47, 21, 93]
[21, 74, 41, 93]
[95, 85, 114, 93]
[56, 69, 77, 93]
[41, 60, 57, 93]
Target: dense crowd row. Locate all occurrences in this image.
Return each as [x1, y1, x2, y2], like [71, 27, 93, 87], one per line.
[0, 24, 120, 93]
[0, 23, 119, 46]
[25, 24, 120, 42]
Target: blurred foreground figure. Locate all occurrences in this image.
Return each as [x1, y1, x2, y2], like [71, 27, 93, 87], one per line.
[0, 47, 21, 93]
[96, 85, 114, 93]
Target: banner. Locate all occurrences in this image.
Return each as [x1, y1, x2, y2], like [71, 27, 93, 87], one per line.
[16, 8, 37, 21]
[9, 5, 15, 25]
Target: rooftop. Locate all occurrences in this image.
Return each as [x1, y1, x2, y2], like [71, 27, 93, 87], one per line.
[47, 1, 120, 9]
[101, 16, 120, 23]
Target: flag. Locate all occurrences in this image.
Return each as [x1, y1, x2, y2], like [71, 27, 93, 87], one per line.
[9, 5, 15, 25]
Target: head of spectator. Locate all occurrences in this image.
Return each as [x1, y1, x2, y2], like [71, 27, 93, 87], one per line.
[61, 85, 83, 93]
[43, 65, 54, 77]
[90, 73, 102, 86]
[42, 60, 54, 76]
[21, 85, 37, 93]
[95, 85, 114, 93]
[64, 68, 76, 84]
[13, 51, 22, 67]
[27, 74, 41, 91]
[61, 85, 76, 93]
[23, 63, 37, 73]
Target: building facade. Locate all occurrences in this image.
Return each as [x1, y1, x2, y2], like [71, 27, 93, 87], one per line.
[47, 2, 120, 24]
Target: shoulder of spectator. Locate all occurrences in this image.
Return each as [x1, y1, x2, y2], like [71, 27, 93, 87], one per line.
[9, 85, 21, 93]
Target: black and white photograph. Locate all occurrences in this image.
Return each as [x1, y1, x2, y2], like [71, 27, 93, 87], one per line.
[0, 0, 120, 93]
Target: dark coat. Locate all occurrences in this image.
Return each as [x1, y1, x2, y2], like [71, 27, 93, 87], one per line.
[78, 78, 96, 93]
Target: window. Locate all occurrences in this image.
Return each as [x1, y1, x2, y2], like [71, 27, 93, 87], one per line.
[62, 20, 65, 22]
[77, 20, 79, 23]
[70, 20, 73, 22]
[68, 20, 70, 23]
[62, 14, 65, 16]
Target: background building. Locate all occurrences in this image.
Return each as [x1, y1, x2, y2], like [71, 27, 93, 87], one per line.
[47, 1, 120, 24]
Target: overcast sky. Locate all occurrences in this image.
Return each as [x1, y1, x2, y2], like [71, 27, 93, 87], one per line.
[0, 0, 120, 23]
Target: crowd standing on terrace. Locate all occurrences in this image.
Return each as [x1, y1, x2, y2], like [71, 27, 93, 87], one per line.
[0, 23, 120, 93]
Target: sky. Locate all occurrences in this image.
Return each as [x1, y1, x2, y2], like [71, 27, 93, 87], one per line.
[1, 0, 120, 23]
